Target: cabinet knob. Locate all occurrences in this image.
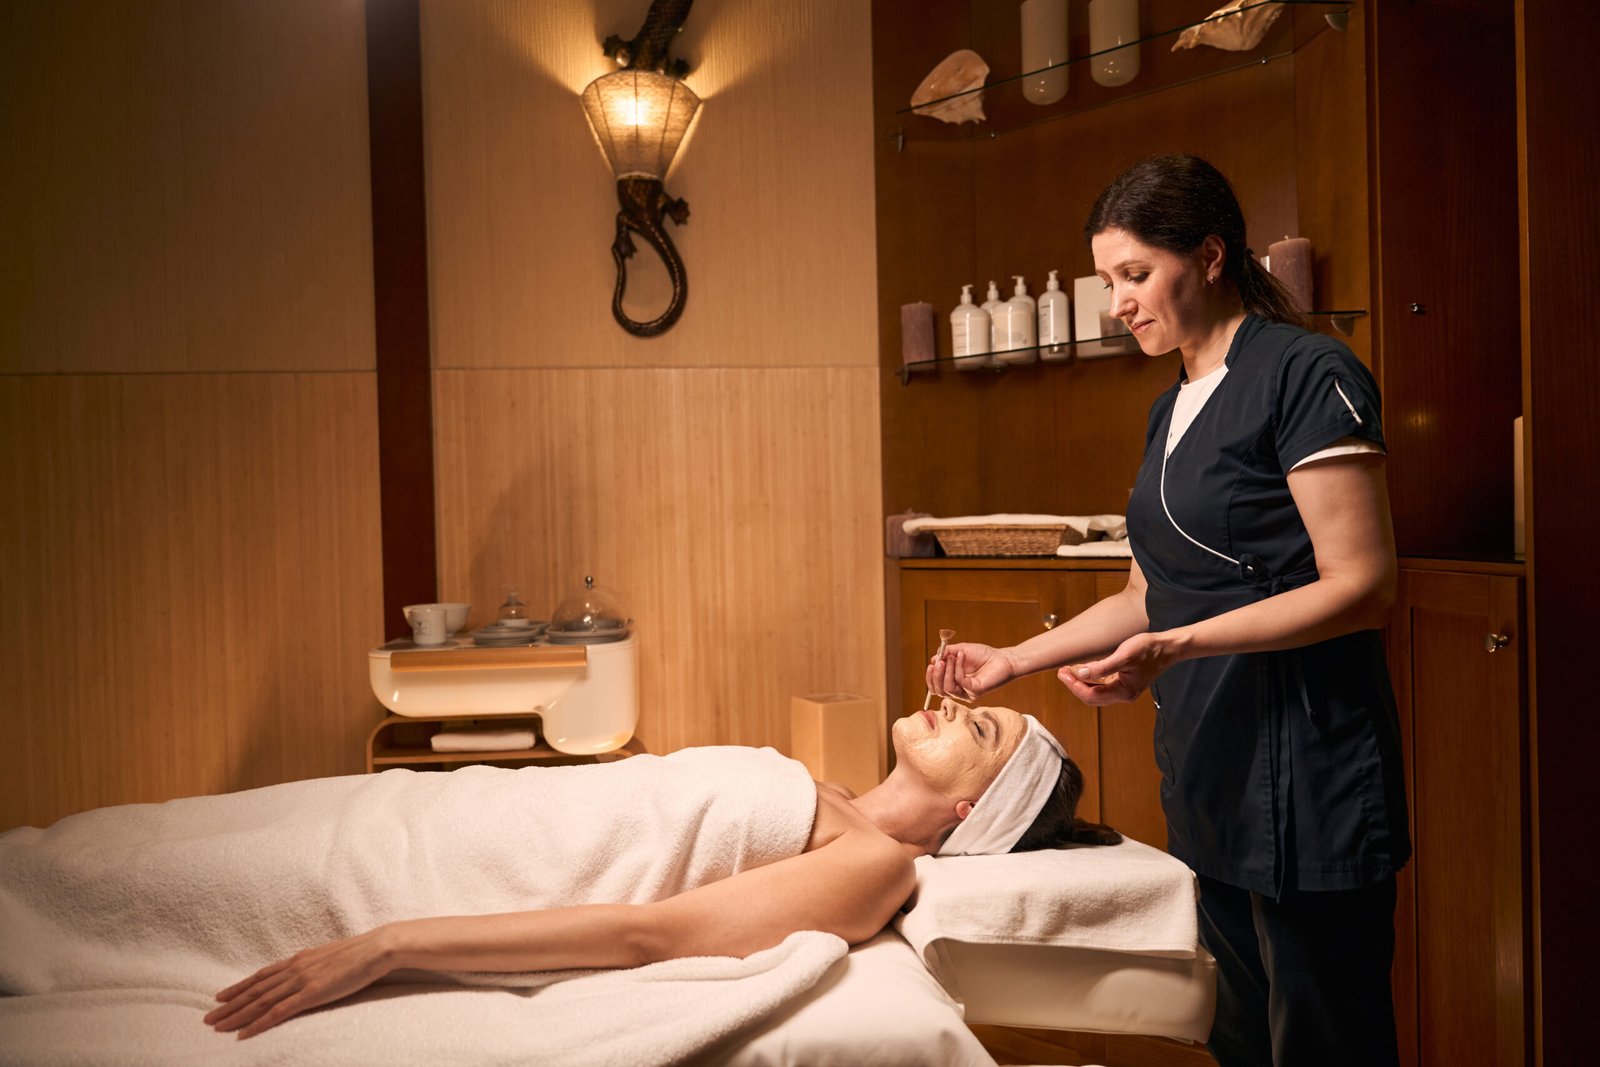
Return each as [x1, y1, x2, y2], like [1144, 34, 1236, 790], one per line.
[1410, 302, 1427, 314]
[1484, 632, 1510, 653]
[1042, 613, 1059, 630]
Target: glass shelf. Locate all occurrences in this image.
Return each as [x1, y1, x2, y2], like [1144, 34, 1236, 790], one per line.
[895, 310, 1367, 384]
[892, 1, 1353, 144]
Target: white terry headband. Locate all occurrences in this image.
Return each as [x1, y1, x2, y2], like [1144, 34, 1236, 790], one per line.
[937, 713, 1066, 857]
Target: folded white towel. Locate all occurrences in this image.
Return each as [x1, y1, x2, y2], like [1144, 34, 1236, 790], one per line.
[430, 728, 535, 752]
[897, 837, 1200, 962]
[904, 514, 1126, 541]
[1055, 541, 1132, 557]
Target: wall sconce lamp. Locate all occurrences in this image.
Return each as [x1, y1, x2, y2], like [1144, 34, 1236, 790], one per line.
[581, 2, 701, 337]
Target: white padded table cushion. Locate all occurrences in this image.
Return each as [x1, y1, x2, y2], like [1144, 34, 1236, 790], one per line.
[934, 938, 1217, 1044]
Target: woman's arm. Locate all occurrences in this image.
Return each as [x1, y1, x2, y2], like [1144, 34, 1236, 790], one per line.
[928, 558, 1150, 700]
[205, 827, 913, 1039]
[1061, 454, 1396, 704]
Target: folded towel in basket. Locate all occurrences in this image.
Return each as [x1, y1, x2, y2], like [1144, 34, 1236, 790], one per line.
[431, 728, 536, 752]
[904, 513, 1127, 543]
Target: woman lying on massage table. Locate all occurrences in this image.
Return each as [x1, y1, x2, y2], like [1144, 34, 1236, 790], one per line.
[205, 700, 1113, 1039]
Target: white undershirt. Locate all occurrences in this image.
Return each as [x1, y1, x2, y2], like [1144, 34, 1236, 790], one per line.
[1165, 364, 1383, 470]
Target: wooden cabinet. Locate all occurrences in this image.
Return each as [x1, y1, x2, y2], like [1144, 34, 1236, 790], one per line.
[898, 558, 1531, 1067]
[1387, 563, 1528, 1067]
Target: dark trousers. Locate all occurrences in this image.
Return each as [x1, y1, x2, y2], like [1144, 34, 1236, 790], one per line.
[1197, 873, 1400, 1067]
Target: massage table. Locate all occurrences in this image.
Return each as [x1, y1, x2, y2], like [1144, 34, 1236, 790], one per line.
[0, 754, 1213, 1066]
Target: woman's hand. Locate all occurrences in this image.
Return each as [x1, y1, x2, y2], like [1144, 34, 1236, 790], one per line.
[204, 927, 396, 1039]
[1057, 630, 1185, 706]
[927, 642, 1016, 701]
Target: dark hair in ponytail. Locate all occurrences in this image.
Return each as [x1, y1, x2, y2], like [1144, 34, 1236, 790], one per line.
[1010, 754, 1123, 853]
[1083, 153, 1304, 328]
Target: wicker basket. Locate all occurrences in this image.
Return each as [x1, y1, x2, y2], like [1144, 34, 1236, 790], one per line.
[931, 524, 1068, 557]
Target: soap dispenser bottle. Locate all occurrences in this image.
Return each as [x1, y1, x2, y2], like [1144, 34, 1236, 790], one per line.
[996, 275, 1038, 364]
[979, 281, 1005, 367]
[950, 284, 992, 371]
[1038, 269, 1071, 361]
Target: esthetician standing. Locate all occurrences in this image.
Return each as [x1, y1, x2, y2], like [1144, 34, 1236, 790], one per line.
[927, 155, 1409, 1067]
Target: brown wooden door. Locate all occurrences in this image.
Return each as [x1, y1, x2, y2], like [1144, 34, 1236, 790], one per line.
[1091, 571, 1168, 851]
[897, 567, 1101, 819]
[1387, 569, 1527, 1067]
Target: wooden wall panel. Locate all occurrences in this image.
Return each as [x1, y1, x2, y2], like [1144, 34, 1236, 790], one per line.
[1518, 1, 1600, 1061]
[2, 0, 385, 831]
[434, 367, 886, 755]
[1369, 0, 1521, 557]
[0, 375, 384, 831]
[0, 0, 375, 375]
[421, 0, 878, 370]
[424, 0, 886, 754]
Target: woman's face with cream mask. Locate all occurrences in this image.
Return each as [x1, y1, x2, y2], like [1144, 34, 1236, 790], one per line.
[892, 699, 1026, 803]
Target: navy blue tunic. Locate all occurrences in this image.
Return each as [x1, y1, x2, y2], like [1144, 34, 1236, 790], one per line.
[1127, 315, 1411, 896]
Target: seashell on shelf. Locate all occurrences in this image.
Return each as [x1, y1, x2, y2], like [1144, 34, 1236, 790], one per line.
[1172, 0, 1285, 53]
[909, 49, 990, 124]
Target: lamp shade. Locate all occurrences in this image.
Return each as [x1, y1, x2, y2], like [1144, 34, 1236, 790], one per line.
[581, 69, 701, 181]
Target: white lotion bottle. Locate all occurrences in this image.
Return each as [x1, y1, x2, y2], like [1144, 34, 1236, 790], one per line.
[951, 284, 992, 371]
[980, 280, 1006, 367]
[1038, 269, 1072, 360]
[996, 275, 1039, 365]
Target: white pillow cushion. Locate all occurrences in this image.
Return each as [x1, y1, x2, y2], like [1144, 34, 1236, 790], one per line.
[894, 837, 1200, 963]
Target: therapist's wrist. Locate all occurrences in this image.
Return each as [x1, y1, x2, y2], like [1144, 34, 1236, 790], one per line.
[997, 646, 1026, 682]
[1158, 627, 1197, 666]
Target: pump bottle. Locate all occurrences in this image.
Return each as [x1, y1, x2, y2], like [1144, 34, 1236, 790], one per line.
[996, 275, 1038, 364]
[979, 281, 1005, 367]
[1038, 269, 1071, 360]
[950, 284, 992, 371]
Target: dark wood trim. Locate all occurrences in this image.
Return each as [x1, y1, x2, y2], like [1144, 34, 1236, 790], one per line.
[365, 0, 437, 637]
[1517, 2, 1600, 1063]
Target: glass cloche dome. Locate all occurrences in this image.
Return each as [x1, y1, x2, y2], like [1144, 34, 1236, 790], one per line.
[548, 575, 632, 644]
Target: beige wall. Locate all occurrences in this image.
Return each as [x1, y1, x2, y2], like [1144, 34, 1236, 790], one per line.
[423, 0, 886, 753]
[1, 0, 382, 829]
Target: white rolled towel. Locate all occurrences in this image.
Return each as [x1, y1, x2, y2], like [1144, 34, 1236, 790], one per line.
[431, 728, 537, 753]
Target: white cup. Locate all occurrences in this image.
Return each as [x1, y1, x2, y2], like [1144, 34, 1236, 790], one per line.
[404, 604, 449, 646]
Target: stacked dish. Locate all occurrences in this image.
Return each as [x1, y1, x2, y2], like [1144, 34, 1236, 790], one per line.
[471, 621, 548, 647]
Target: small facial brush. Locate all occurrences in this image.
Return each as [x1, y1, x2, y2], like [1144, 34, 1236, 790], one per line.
[924, 628, 956, 710]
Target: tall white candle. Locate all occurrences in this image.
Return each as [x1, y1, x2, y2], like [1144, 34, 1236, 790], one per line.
[1021, 0, 1068, 105]
[1267, 236, 1313, 312]
[1090, 0, 1140, 88]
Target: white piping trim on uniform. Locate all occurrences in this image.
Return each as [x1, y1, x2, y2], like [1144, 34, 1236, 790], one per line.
[1159, 442, 1240, 567]
[1332, 379, 1364, 425]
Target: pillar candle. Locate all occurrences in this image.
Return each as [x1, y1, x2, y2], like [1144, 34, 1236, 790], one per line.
[1267, 237, 1313, 313]
[1021, 0, 1068, 105]
[1090, 0, 1140, 88]
[900, 302, 937, 372]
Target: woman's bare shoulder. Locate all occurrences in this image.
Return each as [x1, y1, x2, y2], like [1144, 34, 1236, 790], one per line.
[805, 782, 903, 857]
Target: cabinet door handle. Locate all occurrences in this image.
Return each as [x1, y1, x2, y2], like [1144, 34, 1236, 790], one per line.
[1484, 632, 1510, 653]
[1042, 613, 1059, 630]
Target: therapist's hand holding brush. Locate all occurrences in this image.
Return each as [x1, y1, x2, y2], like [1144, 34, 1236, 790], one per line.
[926, 642, 1020, 703]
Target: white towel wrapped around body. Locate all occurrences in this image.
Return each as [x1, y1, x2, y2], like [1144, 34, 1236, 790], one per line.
[0, 747, 845, 1066]
[1, 746, 818, 995]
